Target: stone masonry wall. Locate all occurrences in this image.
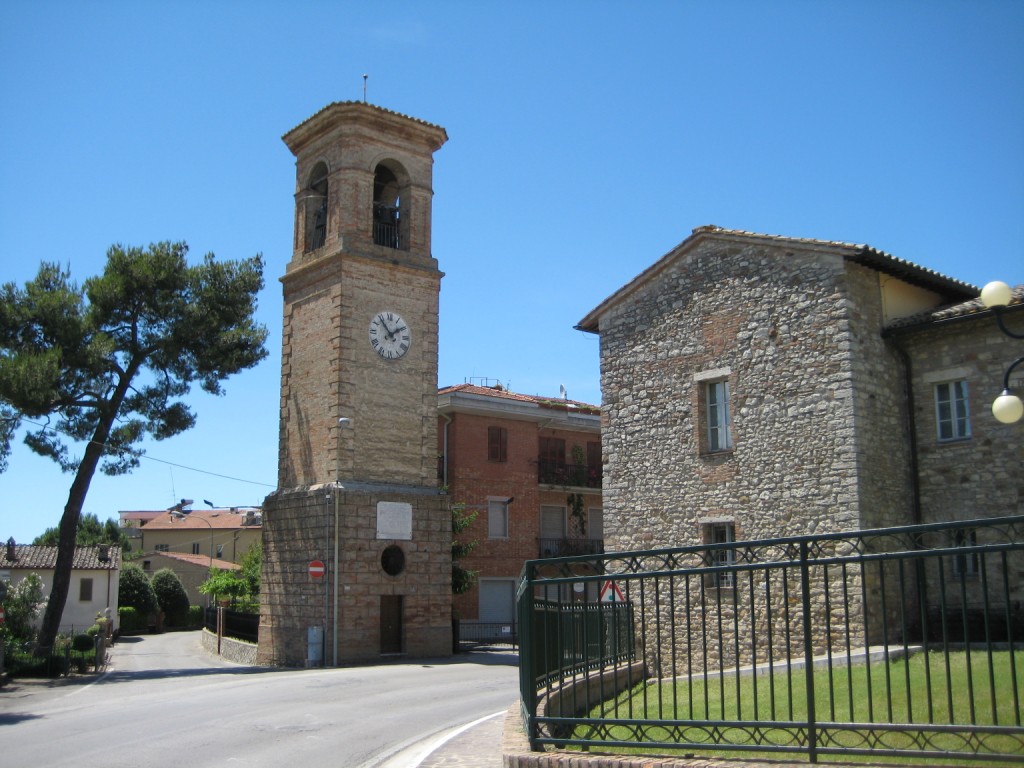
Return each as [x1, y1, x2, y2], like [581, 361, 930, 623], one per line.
[899, 311, 1024, 617]
[259, 482, 451, 666]
[595, 235, 898, 666]
[599, 237, 868, 551]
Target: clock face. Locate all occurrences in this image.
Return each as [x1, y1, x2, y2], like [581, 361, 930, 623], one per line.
[368, 311, 411, 360]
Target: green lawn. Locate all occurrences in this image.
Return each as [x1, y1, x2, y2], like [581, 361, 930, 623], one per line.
[573, 650, 1024, 764]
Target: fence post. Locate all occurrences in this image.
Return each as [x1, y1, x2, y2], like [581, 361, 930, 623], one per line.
[517, 564, 538, 750]
[800, 539, 818, 763]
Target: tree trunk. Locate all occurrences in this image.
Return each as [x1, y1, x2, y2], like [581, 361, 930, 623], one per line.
[36, 430, 108, 651]
[36, 370, 134, 652]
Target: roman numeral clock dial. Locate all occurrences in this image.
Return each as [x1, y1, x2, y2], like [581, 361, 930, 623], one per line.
[368, 311, 411, 360]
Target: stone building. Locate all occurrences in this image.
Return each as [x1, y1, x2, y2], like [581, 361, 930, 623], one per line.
[259, 103, 451, 666]
[576, 225, 1022, 659]
[438, 382, 602, 638]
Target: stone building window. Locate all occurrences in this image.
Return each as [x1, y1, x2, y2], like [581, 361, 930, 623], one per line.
[488, 498, 509, 539]
[303, 161, 329, 252]
[950, 527, 979, 578]
[704, 380, 733, 452]
[79, 577, 93, 602]
[935, 380, 970, 442]
[488, 426, 507, 462]
[703, 521, 736, 588]
[191, 542, 200, 555]
[155, 544, 169, 552]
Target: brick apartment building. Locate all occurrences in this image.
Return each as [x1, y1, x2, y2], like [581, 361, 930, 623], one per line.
[438, 382, 603, 634]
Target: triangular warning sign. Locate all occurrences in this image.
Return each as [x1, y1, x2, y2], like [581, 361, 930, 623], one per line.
[600, 579, 626, 603]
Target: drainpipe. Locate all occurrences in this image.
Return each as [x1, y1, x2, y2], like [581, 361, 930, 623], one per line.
[885, 335, 922, 526]
[440, 413, 452, 488]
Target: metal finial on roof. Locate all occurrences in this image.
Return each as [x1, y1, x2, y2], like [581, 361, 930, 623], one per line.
[362, 74, 368, 103]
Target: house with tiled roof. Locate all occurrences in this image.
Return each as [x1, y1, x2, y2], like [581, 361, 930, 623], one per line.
[138, 550, 241, 608]
[140, 507, 262, 566]
[577, 224, 1022, 638]
[437, 382, 602, 638]
[1, 542, 121, 634]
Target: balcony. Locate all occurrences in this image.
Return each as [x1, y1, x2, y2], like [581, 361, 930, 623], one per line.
[537, 460, 602, 489]
[538, 537, 605, 558]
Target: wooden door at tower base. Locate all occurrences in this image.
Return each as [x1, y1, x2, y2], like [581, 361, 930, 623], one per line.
[380, 595, 403, 654]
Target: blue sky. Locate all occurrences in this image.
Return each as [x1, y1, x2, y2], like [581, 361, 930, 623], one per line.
[1, 1, 1022, 544]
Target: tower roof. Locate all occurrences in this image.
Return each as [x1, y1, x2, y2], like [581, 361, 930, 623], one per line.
[282, 101, 448, 156]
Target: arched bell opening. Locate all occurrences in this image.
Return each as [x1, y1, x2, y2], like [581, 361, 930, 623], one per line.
[372, 161, 409, 250]
[303, 161, 329, 252]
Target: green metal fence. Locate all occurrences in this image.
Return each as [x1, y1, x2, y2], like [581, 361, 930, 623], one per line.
[517, 515, 1024, 763]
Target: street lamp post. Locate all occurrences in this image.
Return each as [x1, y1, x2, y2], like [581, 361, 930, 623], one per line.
[980, 281, 1024, 424]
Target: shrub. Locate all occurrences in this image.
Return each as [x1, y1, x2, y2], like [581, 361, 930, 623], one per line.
[118, 606, 147, 633]
[85, 624, 101, 637]
[188, 605, 205, 628]
[151, 568, 190, 627]
[118, 563, 158, 616]
[71, 633, 94, 652]
[3, 572, 47, 643]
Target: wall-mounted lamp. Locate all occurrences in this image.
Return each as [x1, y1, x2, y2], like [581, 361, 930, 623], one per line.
[980, 280, 1023, 424]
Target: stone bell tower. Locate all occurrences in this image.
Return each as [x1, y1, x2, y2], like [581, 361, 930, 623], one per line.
[259, 102, 451, 666]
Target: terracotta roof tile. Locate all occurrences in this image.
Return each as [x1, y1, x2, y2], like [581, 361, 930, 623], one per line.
[887, 284, 1024, 332]
[141, 509, 262, 531]
[437, 383, 598, 412]
[3, 545, 121, 570]
[143, 551, 240, 571]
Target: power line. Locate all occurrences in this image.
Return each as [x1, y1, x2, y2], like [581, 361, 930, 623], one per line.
[11, 416, 275, 488]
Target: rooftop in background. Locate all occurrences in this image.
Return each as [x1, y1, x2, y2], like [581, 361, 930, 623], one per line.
[438, 383, 601, 426]
[138, 508, 262, 530]
[140, 550, 241, 571]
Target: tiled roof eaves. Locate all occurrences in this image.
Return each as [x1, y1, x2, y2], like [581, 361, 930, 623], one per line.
[847, 246, 977, 299]
[282, 101, 447, 152]
[577, 225, 977, 332]
[4, 545, 121, 570]
[438, 383, 598, 411]
[885, 285, 1024, 334]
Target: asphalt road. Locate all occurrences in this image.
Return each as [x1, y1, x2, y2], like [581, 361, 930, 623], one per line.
[0, 632, 519, 768]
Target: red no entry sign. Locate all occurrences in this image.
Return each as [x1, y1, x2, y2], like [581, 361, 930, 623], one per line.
[308, 560, 326, 579]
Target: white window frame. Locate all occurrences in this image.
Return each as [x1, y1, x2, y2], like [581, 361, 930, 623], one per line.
[706, 380, 733, 452]
[487, 498, 509, 539]
[935, 380, 970, 441]
[704, 521, 735, 588]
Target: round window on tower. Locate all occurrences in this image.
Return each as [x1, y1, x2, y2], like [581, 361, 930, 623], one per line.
[381, 545, 406, 577]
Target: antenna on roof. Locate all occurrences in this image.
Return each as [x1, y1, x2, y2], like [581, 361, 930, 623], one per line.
[362, 74, 368, 102]
[559, 384, 568, 400]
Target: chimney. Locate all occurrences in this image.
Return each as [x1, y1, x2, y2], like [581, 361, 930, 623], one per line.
[98, 544, 110, 562]
[5, 537, 15, 562]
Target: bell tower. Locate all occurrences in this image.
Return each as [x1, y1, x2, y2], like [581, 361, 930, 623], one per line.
[260, 103, 452, 666]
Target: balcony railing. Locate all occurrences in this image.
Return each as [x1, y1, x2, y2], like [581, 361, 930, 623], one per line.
[537, 460, 601, 488]
[538, 537, 604, 558]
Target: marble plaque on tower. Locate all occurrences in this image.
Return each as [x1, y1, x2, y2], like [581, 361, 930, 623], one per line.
[377, 501, 413, 540]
